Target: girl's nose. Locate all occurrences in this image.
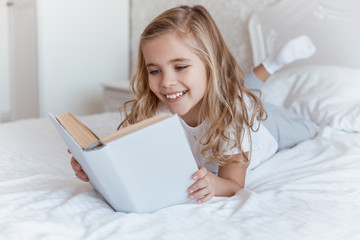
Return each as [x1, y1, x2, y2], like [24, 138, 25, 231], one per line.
[161, 71, 177, 88]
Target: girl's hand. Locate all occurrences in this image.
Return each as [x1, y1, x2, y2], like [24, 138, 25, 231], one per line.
[188, 166, 215, 204]
[68, 149, 89, 182]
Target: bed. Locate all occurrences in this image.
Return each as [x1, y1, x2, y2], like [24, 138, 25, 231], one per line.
[1, 0, 360, 239]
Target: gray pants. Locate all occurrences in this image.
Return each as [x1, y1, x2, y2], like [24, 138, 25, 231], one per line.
[245, 69, 317, 151]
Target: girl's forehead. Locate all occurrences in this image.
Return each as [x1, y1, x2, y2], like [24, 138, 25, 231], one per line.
[142, 33, 197, 58]
[144, 31, 199, 48]
[144, 32, 184, 45]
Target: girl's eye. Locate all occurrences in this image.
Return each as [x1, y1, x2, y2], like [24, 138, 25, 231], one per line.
[175, 65, 188, 71]
[149, 69, 160, 75]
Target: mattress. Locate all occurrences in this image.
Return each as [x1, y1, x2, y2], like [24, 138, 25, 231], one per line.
[1, 106, 360, 239]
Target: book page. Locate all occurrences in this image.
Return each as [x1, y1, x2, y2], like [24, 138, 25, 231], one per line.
[56, 113, 100, 149]
[101, 113, 170, 144]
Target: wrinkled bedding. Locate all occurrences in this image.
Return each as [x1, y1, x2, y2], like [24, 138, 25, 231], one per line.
[1, 112, 359, 240]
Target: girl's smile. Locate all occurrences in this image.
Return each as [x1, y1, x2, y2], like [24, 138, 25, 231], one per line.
[165, 90, 188, 102]
[142, 33, 207, 126]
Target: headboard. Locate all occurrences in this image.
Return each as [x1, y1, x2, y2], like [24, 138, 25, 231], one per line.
[248, 0, 360, 69]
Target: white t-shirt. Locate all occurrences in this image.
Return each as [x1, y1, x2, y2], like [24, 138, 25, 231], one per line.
[158, 103, 278, 174]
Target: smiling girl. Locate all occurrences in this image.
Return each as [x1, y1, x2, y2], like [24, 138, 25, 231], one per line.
[71, 5, 317, 204]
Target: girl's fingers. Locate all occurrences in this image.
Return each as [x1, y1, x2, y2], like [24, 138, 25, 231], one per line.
[189, 185, 210, 199]
[188, 168, 215, 203]
[188, 177, 210, 194]
[69, 153, 89, 182]
[70, 157, 81, 171]
[196, 192, 214, 204]
[192, 166, 207, 180]
[70, 157, 76, 170]
[75, 171, 89, 182]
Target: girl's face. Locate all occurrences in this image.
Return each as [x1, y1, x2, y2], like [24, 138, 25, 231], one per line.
[142, 33, 207, 126]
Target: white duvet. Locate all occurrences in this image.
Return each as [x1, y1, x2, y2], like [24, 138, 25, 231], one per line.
[1, 109, 360, 240]
[1, 64, 360, 239]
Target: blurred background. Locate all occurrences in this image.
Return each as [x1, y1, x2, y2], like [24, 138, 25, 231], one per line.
[0, 0, 130, 122]
[15, 0, 358, 123]
[1, 0, 286, 123]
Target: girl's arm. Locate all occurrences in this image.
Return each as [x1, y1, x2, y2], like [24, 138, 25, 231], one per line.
[188, 153, 248, 203]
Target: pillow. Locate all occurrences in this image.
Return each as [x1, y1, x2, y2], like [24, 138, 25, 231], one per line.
[261, 65, 360, 132]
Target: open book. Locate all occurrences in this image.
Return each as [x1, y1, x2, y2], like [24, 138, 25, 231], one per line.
[49, 112, 198, 213]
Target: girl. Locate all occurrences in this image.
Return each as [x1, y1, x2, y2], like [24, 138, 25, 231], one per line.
[70, 5, 317, 204]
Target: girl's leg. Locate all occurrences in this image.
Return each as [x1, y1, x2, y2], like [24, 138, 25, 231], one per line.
[253, 64, 270, 83]
[244, 66, 266, 92]
[245, 35, 317, 150]
[262, 35, 316, 74]
[262, 102, 318, 150]
[245, 69, 317, 151]
[246, 34, 316, 86]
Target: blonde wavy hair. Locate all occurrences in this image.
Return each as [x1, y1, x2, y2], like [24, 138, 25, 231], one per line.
[118, 5, 266, 166]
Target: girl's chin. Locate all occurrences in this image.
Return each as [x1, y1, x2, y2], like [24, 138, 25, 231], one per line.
[166, 107, 189, 117]
[168, 110, 187, 116]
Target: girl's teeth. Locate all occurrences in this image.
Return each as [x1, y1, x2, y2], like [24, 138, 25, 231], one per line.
[166, 91, 185, 99]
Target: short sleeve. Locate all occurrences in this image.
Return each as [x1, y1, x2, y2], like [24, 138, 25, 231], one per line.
[221, 123, 251, 156]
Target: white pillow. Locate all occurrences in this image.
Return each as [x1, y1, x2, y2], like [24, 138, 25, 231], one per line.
[261, 65, 360, 132]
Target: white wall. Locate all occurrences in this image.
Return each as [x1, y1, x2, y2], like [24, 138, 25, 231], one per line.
[37, 0, 129, 117]
[0, 0, 10, 122]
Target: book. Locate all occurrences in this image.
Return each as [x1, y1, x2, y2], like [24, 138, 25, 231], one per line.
[48, 112, 198, 213]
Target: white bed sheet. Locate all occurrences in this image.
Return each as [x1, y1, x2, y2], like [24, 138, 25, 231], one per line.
[1, 112, 360, 240]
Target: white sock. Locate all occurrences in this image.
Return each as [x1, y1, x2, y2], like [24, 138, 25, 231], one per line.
[262, 35, 316, 74]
